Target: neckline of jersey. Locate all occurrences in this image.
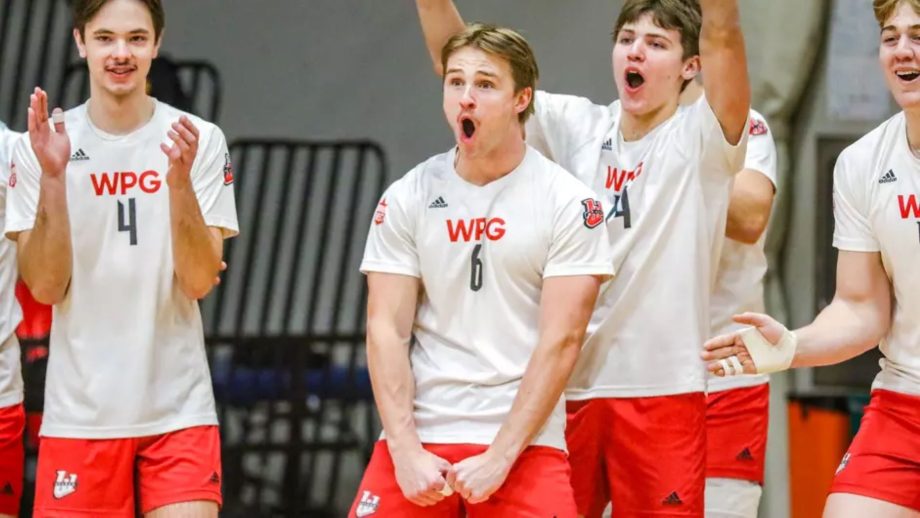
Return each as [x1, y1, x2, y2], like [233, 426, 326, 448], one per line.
[82, 98, 161, 143]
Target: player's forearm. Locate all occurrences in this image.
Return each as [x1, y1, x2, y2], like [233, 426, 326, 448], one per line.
[415, 0, 465, 76]
[169, 183, 221, 299]
[790, 296, 890, 368]
[700, 0, 750, 144]
[20, 176, 72, 304]
[489, 327, 583, 462]
[366, 320, 423, 455]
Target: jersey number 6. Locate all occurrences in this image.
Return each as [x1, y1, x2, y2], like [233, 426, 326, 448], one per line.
[470, 244, 483, 291]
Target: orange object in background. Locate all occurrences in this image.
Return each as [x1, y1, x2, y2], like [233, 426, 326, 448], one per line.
[788, 396, 852, 518]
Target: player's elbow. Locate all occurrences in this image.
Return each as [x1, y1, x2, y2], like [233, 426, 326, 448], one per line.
[730, 216, 768, 245]
[29, 283, 66, 305]
[177, 273, 216, 300]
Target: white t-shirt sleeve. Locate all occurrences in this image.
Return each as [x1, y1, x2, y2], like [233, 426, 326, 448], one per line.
[526, 91, 603, 165]
[744, 113, 778, 187]
[544, 181, 615, 279]
[5, 134, 42, 238]
[191, 125, 239, 238]
[689, 96, 749, 179]
[832, 150, 878, 252]
[360, 177, 420, 278]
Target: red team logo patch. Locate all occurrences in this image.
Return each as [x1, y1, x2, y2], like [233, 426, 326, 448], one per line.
[749, 118, 768, 136]
[581, 198, 604, 228]
[223, 153, 234, 185]
[373, 198, 387, 225]
[8, 162, 15, 188]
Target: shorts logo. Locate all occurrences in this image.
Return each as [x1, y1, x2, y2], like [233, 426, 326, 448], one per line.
[835, 452, 851, 475]
[661, 491, 683, 506]
[355, 490, 380, 516]
[0, 482, 12, 495]
[223, 152, 235, 185]
[373, 198, 387, 225]
[581, 198, 604, 229]
[52, 470, 78, 499]
[749, 118, 768, 136]
[209, 472, 221, 484]
[736, 447, 754, 462]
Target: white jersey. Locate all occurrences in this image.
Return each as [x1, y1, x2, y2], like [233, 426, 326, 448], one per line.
[361, 146, 613, 450]
[527, 92, 747, 398]
[833, 111, 920, 396]
[0, 122, 23, 408]
[708, 111, 777, 393]
[6, 101, 239, 438]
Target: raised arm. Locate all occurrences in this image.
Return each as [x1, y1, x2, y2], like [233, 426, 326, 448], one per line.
[416, 0, 466, 76]
[15, 89, 72, 304]
[448, 274, 602, 503]
[703, 250, 891, 374]
[365, 272, 452, 507]
[724, 169, 774, 244]
[699, 0, 750, 145]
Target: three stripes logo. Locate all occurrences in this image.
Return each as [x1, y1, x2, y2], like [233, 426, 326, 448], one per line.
[879, 169, 897, 184]
[736, 447, 754, 462]
[601, 138, 613, 151]
[70, 148, 90, 162]
[662, 491, 683, 506]
[429, 196, 448, 208]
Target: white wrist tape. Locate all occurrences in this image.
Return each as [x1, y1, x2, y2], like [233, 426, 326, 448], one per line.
[739, 326, 797, 374]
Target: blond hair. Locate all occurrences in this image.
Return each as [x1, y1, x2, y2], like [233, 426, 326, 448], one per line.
[873, 0, 920, 27]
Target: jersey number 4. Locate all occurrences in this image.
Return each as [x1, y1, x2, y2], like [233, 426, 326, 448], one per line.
[608, 187, 632, 229]
[118, 198, 138, 245]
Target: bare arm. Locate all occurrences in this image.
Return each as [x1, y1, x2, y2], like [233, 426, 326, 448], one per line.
[366, 272, 421, 453]
[16, 89, 72, 304]
[163, 117, 223, 300]
[416, 0, 466, 76]
[703, 251, 891, 374]
[724, 169, 774, 244]
[699, 0, 750, 145]
[365, 272, 452, 506]
[791, 250, 890, 367]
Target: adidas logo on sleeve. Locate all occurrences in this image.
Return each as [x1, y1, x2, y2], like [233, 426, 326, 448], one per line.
[879, 169, 898, 184]
[428, 196, 448, 208]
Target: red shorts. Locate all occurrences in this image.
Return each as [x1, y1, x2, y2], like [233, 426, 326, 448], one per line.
[0, 404, 24, 517]
[349, 441, 577, 517]
[706, 383, 769, 484]
[565, 393, 706, 518]
[33, 425, 222, 517]
[829, 389, 920, 512]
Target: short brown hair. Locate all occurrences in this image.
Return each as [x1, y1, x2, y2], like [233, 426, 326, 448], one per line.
[873, 0, 920, 27]
[73, 0, 165, 42]
[441, 23, 539, 123]
[614, 0, 701, 61]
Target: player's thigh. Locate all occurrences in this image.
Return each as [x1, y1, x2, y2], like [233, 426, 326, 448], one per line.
[0, 403, 24, 518]
[705, 384, 768, 484]
[704, 477, 761, 518]
[145, 500, 218, 518]
[608, 393, 706, 516]
[824, 493, 920, 518]
[33, 436, 136, 517]
[565, 399, 610, 518]
[136, 426, 222, 515]
[466, 446, 577, 518]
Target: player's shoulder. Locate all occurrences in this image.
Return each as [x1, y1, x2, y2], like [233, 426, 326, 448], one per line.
[384, 148, 454, 206]
[838, 112, 903, 170]
[535, 90, 614, 120]
[525, 146, 596, 200]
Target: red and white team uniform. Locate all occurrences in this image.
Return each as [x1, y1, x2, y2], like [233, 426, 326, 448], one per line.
[705, 111, 777, 517]
[828, 112, 920, 512]
[526, 92, 747, 516]
[0, 122, 24, 517]
[350, 146, 613, 517]
[7, 101, 238, 516]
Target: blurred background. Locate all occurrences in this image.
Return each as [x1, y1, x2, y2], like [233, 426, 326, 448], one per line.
[0, 0, 898, 516]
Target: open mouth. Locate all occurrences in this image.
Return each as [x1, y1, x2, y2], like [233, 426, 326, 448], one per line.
[625, 70, 645, 89]
[896, 70, 920, 82]
[461, 117, 476, 139]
